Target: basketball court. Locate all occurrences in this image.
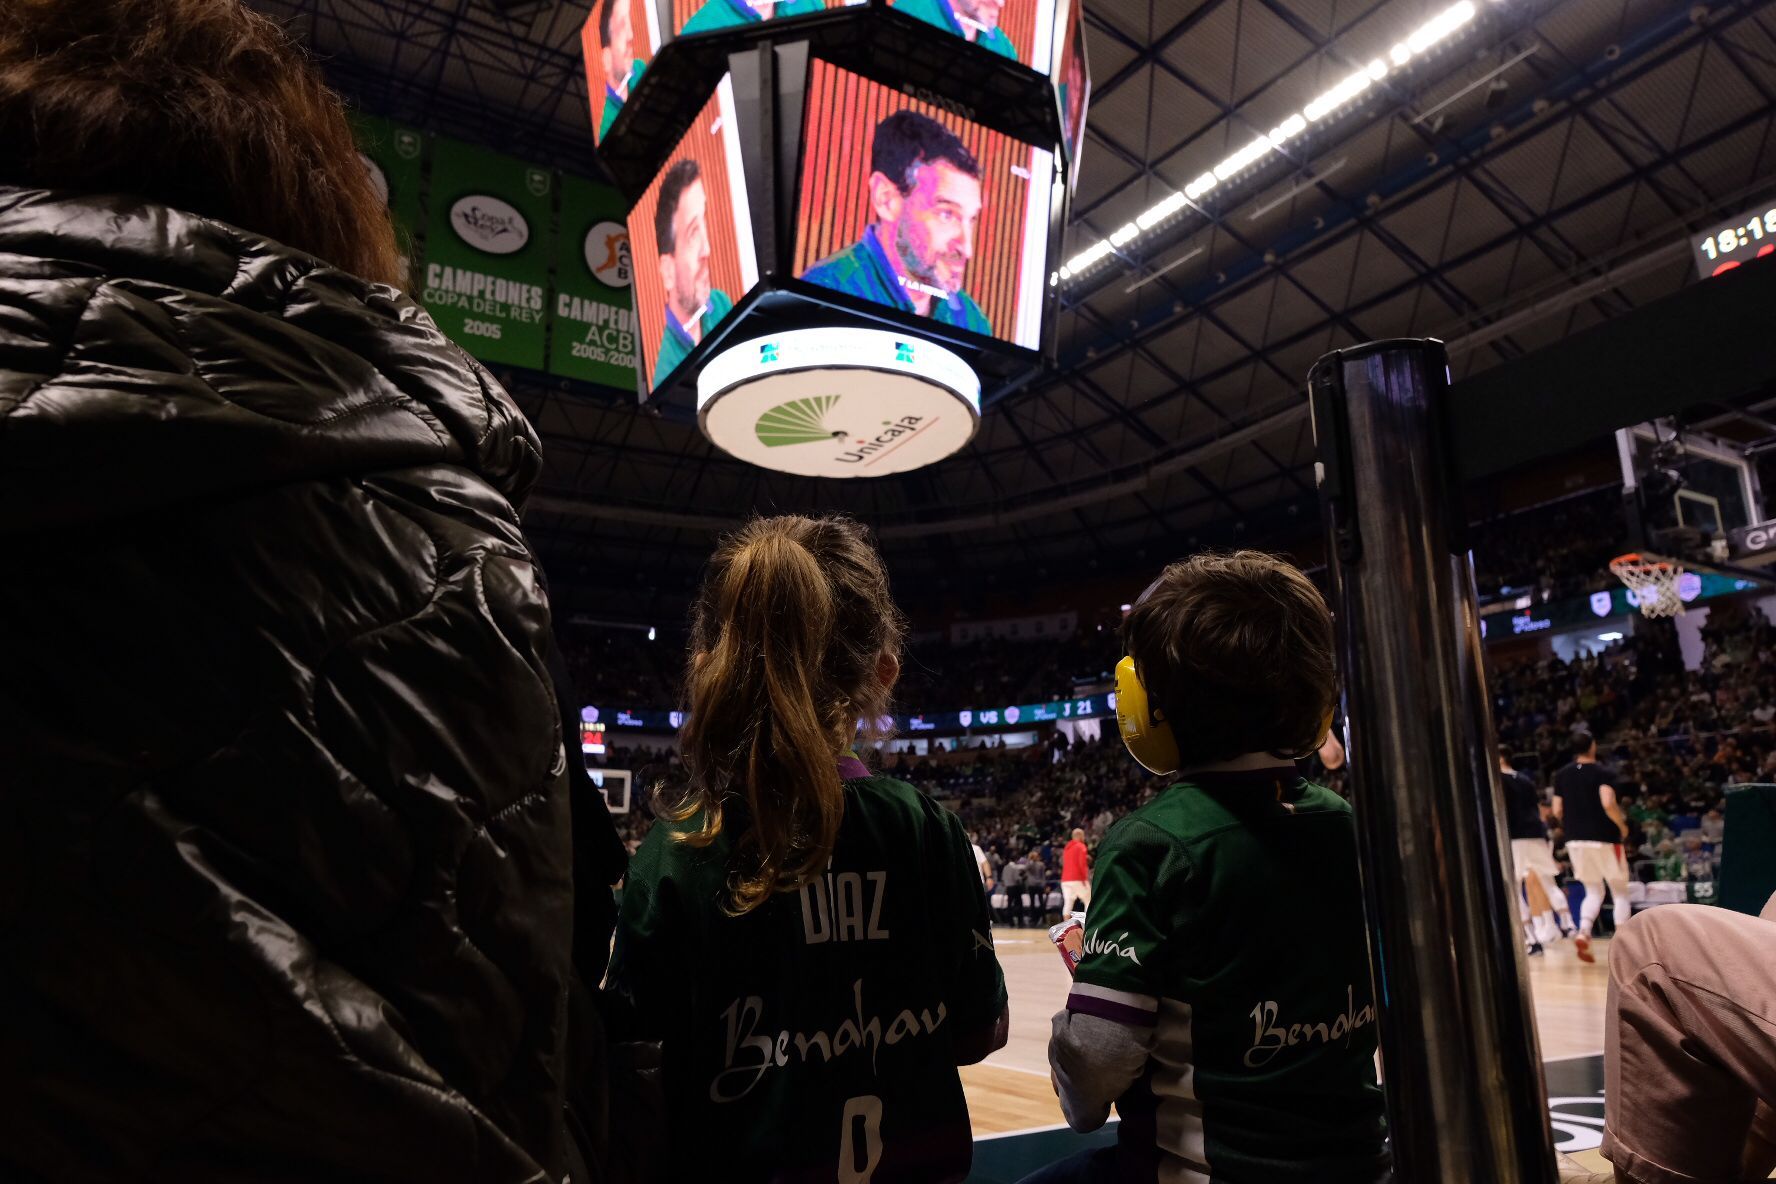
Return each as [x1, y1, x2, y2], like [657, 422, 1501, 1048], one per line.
[964, 933, 1617, 1181]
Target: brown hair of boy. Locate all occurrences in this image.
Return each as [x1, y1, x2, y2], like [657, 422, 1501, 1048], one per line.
[1122, 550, 1336, 770]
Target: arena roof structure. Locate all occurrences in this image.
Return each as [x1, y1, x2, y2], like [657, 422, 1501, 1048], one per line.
[256, 0, 1776, 609]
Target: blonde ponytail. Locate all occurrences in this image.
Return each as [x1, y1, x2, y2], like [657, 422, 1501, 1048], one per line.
[664, 517, 904, 914]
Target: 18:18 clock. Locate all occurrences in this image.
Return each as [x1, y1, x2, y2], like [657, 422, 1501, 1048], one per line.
[1699, 209, 1776, 259]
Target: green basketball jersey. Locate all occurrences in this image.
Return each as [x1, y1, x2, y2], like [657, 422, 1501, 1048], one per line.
[1067, 766, 1388, 1181]
[607, 764, 1006, 1183]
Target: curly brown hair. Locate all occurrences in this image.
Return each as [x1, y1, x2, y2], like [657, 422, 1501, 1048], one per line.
[0, 0, 403, 285]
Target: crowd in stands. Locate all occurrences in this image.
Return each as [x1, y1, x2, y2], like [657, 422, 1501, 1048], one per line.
[1469, 485, 1629, 603]
[564, 622, 1126, 717]
[566, 484, 1639, 715]
[579, 484, 1764, 919]
[1491, 600, 1775, 888]
[896, 624, 1122, 710]
[591, 595, 1773, 919]
[595, 724, 1355, 923]
[560, 626, 679, 706]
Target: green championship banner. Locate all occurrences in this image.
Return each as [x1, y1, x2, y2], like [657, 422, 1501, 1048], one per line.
[351, 113, 426, 285]
[421, 139, 554, 370]
[550, 173, 638, 389]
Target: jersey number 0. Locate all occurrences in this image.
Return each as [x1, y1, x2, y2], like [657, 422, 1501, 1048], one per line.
[839, 1095, 883, 1184]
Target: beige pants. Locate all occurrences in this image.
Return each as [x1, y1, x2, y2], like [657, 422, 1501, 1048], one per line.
[1568, 839, 1633, 936]
[1060, 880, 1090, 913]
[1513, 837, 1574, 931]
[1603, 892, 1776, 1183]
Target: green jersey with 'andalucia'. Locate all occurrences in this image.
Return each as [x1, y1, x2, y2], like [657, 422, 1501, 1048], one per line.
[1064, 766, 1388, 1182]
[607, 758, 1006, 1183]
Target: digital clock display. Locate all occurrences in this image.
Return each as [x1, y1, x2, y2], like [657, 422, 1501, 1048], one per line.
[1692, 203, 1776, 277]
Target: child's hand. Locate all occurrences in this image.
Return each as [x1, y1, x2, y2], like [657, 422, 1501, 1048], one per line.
[1049, 916, 1084, 975]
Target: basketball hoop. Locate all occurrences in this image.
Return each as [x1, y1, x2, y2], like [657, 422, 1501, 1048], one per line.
[1609, 552, 1684, 618]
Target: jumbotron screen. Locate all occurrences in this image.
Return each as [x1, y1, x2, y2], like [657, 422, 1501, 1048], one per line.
[581, 0, 663, 143]
[886, 0, 1055, 71]
[792, 60, 1054, 350]
[668, 0, 842, 38]
[627, 76, 760, 391]
[1053, 0, 1088, 166]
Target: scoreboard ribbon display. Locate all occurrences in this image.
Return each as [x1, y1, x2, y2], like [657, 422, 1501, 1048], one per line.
[422, 139, 555, 371]
[582, 693, 1117, 734]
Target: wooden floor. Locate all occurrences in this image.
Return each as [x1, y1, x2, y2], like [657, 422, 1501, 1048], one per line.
[961, 927, 1611, 1136]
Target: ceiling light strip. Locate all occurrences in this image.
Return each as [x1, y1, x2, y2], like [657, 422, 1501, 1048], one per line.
[1056, 0, 1485, 284]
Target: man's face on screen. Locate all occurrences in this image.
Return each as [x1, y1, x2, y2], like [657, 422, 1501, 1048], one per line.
[889, 159, 980, 299]
[953, 0, 1003, 34]
[662, 178, 712, 321]
[603, 1, 633, 88]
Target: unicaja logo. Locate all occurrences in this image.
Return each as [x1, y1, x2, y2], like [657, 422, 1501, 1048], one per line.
[833, 416, 928, 465]
[756, 395, 845, 448]
[451, 195, 530, 255]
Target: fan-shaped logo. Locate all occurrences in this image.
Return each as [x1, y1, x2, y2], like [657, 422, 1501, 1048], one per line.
[584, 221, 632, 287]
[451, 195, 530, 255]
[756, 394, 846, 448]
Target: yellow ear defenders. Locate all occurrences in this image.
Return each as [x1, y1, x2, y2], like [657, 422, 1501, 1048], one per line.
[1116, 659, 1339, 777]
[1115, 655, 1180, 776]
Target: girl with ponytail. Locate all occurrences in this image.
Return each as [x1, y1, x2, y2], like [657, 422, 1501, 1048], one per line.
[606, 515, 1008, 1183]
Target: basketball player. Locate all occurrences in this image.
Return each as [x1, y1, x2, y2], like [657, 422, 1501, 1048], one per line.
[799, 112, 992, 335]
[680, 0, 823, 34]
[893, 0, 1017, 59]
[592, 0, 645, 139]
[651, 159, 733, 384]
[1552, 731, 1631, 964]
[606, 516, 1008, 1183]
[1501, 748, 1574, 948]
[1060, 827, 1090, 913]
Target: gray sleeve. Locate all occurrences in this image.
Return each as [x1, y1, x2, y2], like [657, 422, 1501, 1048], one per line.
[1047, 1008, 1155, 1132]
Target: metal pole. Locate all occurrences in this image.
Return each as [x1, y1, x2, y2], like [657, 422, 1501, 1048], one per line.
[1308, 339, 1556, 1184]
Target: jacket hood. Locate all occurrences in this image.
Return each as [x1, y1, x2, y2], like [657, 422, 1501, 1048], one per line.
[0, 187, 542, 532]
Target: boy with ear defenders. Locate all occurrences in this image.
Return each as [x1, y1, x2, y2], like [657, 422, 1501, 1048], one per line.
[1020, 552, 1390, 1184]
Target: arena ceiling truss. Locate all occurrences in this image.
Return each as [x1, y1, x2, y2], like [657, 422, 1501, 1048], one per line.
[257, 0, 1776, 609]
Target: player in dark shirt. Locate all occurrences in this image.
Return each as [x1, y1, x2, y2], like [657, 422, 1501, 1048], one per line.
[606, 517, 1008, 1182]
[1499, 748, 1573, 952]
[1551, 732, 1630, 962]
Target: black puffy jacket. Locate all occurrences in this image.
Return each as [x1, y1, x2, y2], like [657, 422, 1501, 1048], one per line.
[0, 188, 575, 1183]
